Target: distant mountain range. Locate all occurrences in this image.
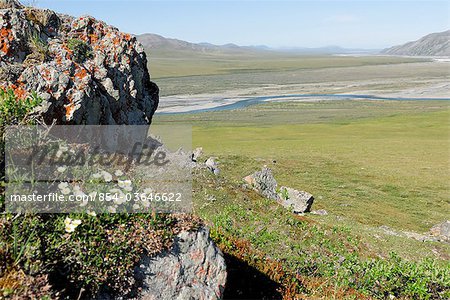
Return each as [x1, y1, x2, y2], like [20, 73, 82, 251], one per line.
[136, 33, 264, 54]
[137, 30, 450, 56]
[136, 33, 378, 55]
[382, 30, 450, 56]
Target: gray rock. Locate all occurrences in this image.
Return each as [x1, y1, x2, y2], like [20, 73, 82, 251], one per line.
[278, 186, 314, 214]
[430, 220, 450, 242]
[134, 227, 227, 300]
[311, 209, 328, 216]
[0, 3, 158, 125]
[205, 157, 220, 175]
[243, 166, 278, 200]
[0, 0, 22, 9]
[191, 147, 203, 162]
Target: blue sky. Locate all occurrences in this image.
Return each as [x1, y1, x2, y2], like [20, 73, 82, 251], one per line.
[36, 1, 449, 49]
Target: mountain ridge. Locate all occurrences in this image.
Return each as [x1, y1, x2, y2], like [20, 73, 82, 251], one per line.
[136, 33, 378, 55]
[382, 30, 450, 56]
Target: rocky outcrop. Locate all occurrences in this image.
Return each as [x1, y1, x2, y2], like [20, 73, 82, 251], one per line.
[0, 0, 158, 124]
[134, 227, 227, 300]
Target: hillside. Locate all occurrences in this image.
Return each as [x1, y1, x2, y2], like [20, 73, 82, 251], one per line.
[136, 33, 265, 54]
[382, 30, 450, 56]
[136, 33, 378, 56]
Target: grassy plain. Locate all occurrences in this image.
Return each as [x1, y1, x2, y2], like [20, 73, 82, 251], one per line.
[154, 100, 450, 254]
[147, 51, 446, 96]
[155, 99, 450, 298]
[150, 51, 450, 297]
[148, 50, 423, 79]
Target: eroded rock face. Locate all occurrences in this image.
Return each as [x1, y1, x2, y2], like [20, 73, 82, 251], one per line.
[0, 0, 158, 124]
[134, 227, 227, 300]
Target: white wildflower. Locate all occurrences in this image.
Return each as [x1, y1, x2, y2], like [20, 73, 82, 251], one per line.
[87, 210, 97, 217]
[58, 182, 68, 189]
[114, 170, 124, 177]
[118, 180, 132, 191]
[64, 217, 81, 233]
[107, 206, 116, 213]
[102, 171, 112, 182]
[132, 204, 140, 210]
[92, 172, 102, 179]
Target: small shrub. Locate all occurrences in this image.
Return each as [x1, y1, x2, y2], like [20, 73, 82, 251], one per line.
[66, 38, 93, 63]
[28, 33, 49, 62]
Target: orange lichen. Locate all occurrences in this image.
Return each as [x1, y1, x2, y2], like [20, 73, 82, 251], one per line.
[113, 37, 121, 46]
[88, 33, 98, 44]
[0, 27, 13, 55]
[74, 68, 88, 80]
[7, 84, 28, 100]
[65, 102, 75, 119]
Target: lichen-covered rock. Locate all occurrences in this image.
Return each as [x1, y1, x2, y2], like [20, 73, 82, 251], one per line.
[243, 166, 279, 200]
[133, 227, 227, 300]
[0, 0, 158, 124]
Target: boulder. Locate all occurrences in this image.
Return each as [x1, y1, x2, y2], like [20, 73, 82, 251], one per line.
[243, 166, 278, 200]
[205, 157, 220, 175]
[278, 186, 314, 214]
[0, 2, 158, 124]
[311, 209, 328, 216]
[191, 147, 203, 162]
[134, 227, 227, 299]
[430, 220, 450, 242]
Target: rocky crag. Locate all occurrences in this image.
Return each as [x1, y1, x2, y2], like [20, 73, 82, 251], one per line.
[1, 1, 227, 299]
[0, 0, 158, 124]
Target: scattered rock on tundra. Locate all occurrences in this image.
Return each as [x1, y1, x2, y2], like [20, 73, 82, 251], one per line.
[278, 186, 314, 214]
[0, 0, 158, 124]
[243, 166, 279, 200]
[191, 147, 203, 162]
[429, 220, 450, 242]
[311, 209, 328, 216]
[205, 157, 220, 175]
[243, 166, 315, 214]
[133, 227, 227, 300]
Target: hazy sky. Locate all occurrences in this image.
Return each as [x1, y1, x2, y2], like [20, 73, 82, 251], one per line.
[36, 1, 449, 49]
